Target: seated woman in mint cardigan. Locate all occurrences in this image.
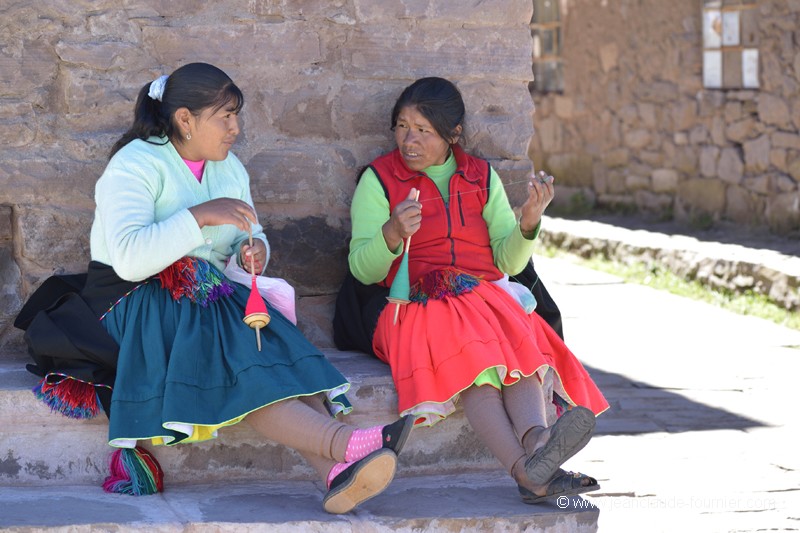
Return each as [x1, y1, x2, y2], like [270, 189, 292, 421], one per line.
[17, 62, 413, 514]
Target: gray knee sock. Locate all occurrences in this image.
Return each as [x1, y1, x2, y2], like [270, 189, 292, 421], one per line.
[460, 385, 527, 473]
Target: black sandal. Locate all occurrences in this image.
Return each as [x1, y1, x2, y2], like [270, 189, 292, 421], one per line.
[518, 469, 600, 504]
[524, 406, 596, 485]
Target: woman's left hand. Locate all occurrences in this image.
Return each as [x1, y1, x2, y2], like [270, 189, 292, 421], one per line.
[519, 170, 555, 236]
[240, 239, 267, 275]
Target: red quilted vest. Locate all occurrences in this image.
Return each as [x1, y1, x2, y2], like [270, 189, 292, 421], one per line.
[368, 144, 503, 287]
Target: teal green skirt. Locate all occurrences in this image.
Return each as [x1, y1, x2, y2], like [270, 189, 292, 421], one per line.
[101, 278, 351, 447]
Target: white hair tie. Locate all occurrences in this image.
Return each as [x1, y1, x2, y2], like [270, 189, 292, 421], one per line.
[148, 75, 169, 102]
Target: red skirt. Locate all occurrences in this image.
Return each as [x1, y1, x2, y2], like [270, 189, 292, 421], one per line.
[373, 274, 609, 425]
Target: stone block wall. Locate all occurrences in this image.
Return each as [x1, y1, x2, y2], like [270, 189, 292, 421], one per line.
[530, 0, 800, 235]
[0, 1, 535, 348]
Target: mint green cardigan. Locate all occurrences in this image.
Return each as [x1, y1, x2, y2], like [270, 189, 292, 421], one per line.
[90, 137, 268, 282]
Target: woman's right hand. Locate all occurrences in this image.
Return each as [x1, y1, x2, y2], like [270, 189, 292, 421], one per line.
[189, 198, 258, 232]
[382, 188, 422, 251]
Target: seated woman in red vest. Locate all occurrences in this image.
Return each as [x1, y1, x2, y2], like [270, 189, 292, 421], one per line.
[338, 77, 609, 503]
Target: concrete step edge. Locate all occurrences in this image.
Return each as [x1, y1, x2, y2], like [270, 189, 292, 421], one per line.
[1, 470, 600, 532]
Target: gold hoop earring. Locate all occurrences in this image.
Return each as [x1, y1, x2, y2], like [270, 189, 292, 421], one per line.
[186, 133, 192, 140]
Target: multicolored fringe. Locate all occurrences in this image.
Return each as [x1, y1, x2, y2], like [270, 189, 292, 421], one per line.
[103, 446, 164, 496]
[157, 257, 234, 306]
[410, 268, 481, 305]
[32, 375, 102, 419]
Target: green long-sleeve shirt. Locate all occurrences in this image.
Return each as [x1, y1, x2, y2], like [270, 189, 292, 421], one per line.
[348, 150, 539, 285]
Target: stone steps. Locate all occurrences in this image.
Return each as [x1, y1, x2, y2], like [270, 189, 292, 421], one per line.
[0, 350, 501, 487]
[0, 348, 597, 531]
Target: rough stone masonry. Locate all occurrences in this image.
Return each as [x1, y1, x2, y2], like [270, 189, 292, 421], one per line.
[530, 0, 800, 236]
[0, 1, 537, 349]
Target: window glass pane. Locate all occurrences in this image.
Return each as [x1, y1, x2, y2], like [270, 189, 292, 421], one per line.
[740, 9, 759, 46]
[532, 61, 563, 92]
[703, 50, 722, 88]
[722, 50, 742, 88]
[533, 0, 559, 23]
[554, 28, 561, 55]
[742, 49, 759, 88]
[532, 32, 542, 58]
[703, 9, 722, 48]
[541, 29, 556, 56]
[721, 11, 740, 46]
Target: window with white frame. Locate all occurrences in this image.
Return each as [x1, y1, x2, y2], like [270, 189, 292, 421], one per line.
[702, 1, 759, 89]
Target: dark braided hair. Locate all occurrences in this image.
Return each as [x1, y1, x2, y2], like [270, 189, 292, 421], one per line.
[390, 77, 465, 143]
[109, 63, 243, 159]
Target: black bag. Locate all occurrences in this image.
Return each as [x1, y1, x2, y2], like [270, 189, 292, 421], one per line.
[14, 263, 139, 417]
